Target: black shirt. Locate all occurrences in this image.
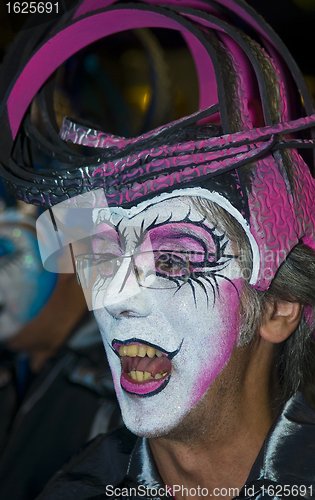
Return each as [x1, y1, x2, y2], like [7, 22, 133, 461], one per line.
[37, 387, 315, 499]
[0, 314, 121, 500]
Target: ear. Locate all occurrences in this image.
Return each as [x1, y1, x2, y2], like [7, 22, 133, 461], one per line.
[259, 300, 303, 344]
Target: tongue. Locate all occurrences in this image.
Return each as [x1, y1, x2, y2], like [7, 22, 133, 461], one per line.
[121, 355, 172, 377]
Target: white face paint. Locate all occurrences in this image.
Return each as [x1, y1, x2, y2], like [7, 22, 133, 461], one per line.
[92, 198, 243, 437]
[0, 220, 56, 342]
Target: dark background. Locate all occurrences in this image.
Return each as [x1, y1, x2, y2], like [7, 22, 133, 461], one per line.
[247, 0, 315, 94]
[0, 0, 315, 91]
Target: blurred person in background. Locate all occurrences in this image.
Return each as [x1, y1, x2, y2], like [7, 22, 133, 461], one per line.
[0, 183, 121, 500]
[1, 0, 315, 499]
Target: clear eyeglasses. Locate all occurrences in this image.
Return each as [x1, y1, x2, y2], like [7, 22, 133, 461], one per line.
[74, 250, 238, 291]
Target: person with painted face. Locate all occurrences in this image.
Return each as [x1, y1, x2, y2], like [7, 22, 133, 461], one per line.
[0, 199, 57, 345]
[0, 188, 120, 500]
[0, 0, 315, 498]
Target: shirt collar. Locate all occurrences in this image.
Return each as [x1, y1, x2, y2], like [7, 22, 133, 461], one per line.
[127, 437, 163, 488]
[122, 388, 315, 497]
[241, 388, 315, 495]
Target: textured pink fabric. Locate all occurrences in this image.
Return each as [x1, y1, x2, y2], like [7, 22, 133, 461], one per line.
[248, 157, 297, 289]
[60, 114, 315, 153]
[248, 149, 315, 290]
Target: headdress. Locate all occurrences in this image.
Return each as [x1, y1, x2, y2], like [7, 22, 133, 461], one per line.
[0, 0, 314, 290]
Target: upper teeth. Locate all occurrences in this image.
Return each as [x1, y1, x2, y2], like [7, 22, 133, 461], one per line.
[119, 344, 163, 358]
[129, 370, 168, 381]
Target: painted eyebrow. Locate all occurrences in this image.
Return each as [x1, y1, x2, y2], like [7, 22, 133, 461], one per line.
[91, 217, 119, 235]
[149, 232, 213, 260]
[145, 213, 234, 267]
[117, 218, 148, 252]
[149, 226, 214, 244]
[92, 210, 227, 252]
[91, 221, 123, 256]
[92, 217, 146, 252]
[144, 212, 226, 247]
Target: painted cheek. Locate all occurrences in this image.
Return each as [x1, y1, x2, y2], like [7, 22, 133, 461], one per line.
[190, 278, 242, 406]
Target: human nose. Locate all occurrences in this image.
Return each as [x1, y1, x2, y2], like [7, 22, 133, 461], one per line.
[101, 256, 152, 318]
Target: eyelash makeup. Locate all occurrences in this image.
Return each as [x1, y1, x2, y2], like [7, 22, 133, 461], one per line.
[137, 210, 238, 305]
[170, 257, 236, 307]
[91, 209, 239, 306]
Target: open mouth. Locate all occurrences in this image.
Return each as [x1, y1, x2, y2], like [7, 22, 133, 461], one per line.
[112, 339, 180, 397]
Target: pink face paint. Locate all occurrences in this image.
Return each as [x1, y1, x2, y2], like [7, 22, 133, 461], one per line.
[120, 373, 169, 396]
[91, 222, 121, 254]
[189, 278, 243, 406]
[147, 223, 217, 253]
[93, 198, 243, 436]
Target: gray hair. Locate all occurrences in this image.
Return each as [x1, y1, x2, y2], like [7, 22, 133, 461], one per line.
[192, 197, 315, 405]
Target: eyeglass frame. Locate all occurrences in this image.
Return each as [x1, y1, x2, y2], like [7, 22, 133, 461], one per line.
[73, 248, 240, 291]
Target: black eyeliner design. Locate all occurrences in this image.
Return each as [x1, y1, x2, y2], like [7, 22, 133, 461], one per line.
[203, 276, 217, 304]
[94, 275, 105, 302]
[187, 279, 197, 307]
[151, 233, 236, 307]
[117, 222, 128, 253]
[91, 210, 238, 305]
[119, 258, 134, 294]
[213, 273, 240, 298]
[131, 218, 150, 250]
[194, 277, 210, 307]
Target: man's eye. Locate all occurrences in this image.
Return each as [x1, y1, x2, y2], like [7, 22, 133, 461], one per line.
[95, 254, 119, 277]
[155, 253, 188, 277]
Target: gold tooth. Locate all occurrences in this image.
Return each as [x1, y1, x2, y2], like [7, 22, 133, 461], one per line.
[129, 369, 167, 381]
[121, 343, 165, 359]
[119, 345, 128, 357]
[135, 370, 144, 382]
[138, 345, 146, 357]
[147, 346, 156, 358]
[127, 344, 139, 357]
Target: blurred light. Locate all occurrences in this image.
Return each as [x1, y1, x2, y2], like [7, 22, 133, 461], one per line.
[12, 228, 21, 237]
[124, 85, 152, 113]
[25, 255, 34, 264]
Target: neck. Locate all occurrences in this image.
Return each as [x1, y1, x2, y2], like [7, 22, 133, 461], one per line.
[7, 275, 87, 373]
[149, 338, 277, 500]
